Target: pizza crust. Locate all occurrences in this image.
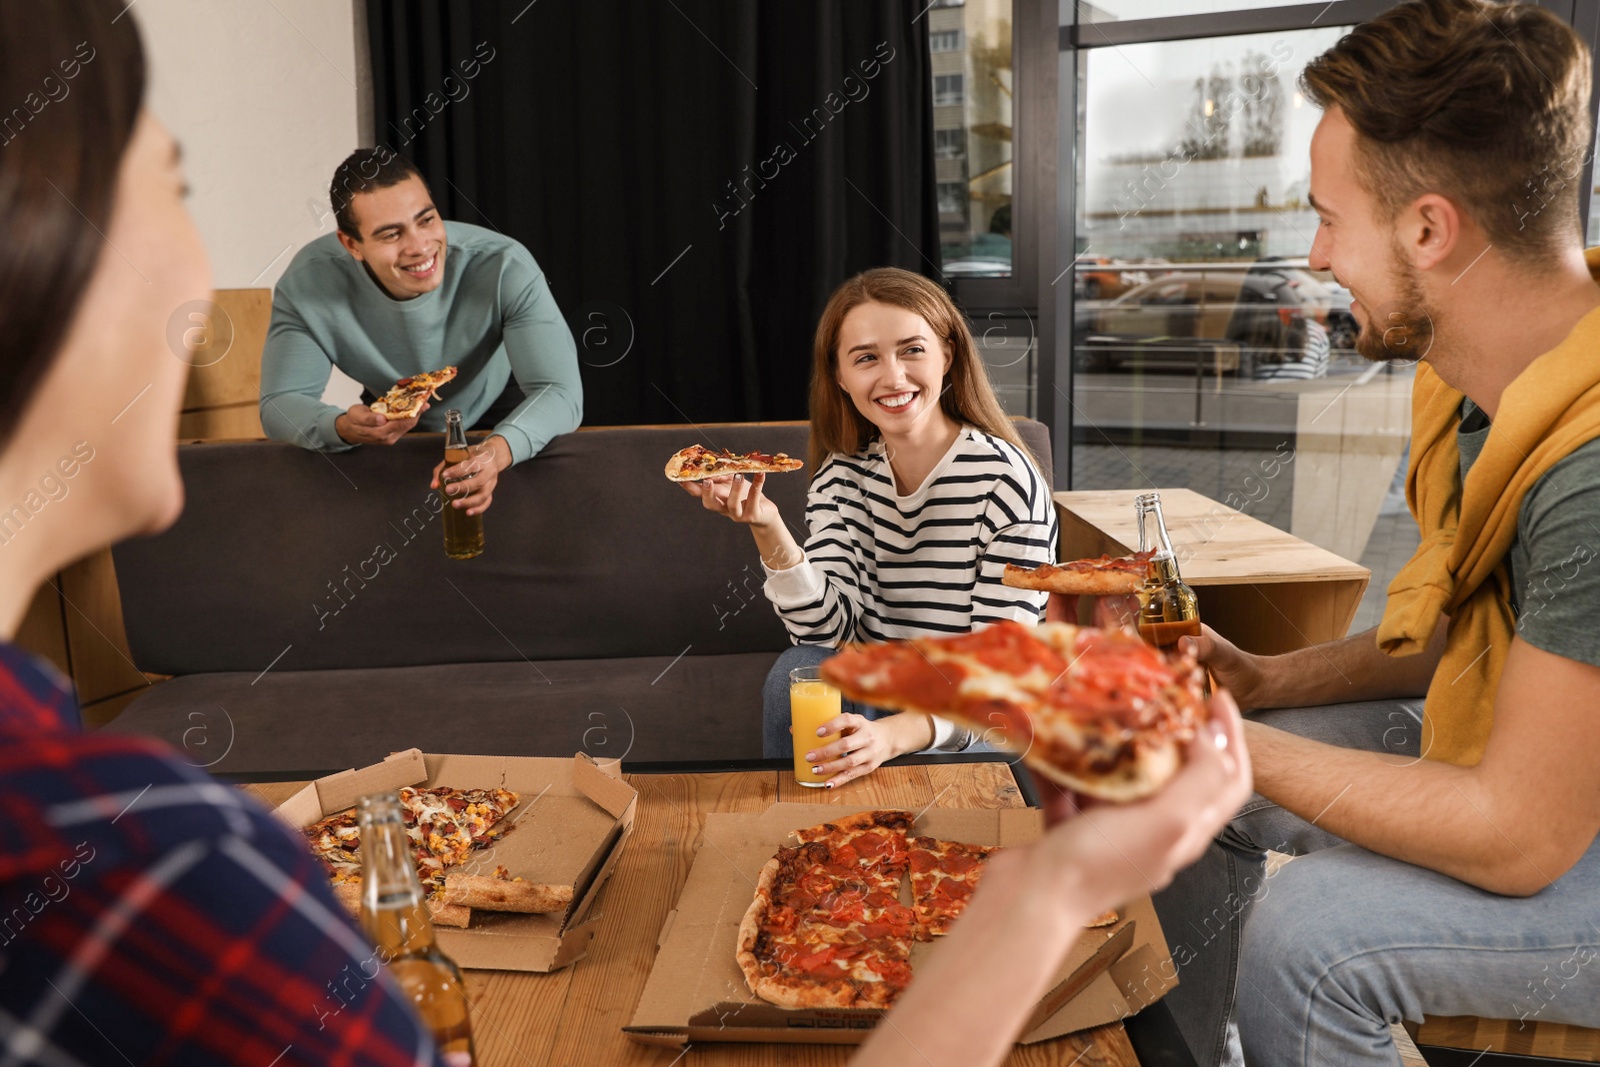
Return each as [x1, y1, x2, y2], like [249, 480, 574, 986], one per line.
[442, 872, 572, 914]
[428, 899, 472, 928]
[1002, 561, 1146, 596]
[1011, 732, 1184, 803]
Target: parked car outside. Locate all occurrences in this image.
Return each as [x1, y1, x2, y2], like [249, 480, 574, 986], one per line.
[1075, 263, 1326, 379]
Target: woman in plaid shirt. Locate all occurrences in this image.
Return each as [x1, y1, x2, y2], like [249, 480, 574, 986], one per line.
[0, 4, 457, 1064]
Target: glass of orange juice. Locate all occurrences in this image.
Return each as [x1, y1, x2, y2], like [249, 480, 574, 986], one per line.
[789, 666, 842, 788]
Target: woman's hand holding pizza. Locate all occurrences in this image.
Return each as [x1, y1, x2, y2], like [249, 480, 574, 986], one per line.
[681, 472, 780, 528]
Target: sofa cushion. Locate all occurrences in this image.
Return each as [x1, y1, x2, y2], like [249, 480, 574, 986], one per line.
[105, 419, 1052, 770]
[113, 425, 815, 675]
[113, 421, 1051, 678]
[100, 649, 778, 775]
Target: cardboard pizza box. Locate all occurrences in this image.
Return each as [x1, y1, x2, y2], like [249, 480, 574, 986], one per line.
[623, 802, 1178, 1047]
[273, 748, 637, 973]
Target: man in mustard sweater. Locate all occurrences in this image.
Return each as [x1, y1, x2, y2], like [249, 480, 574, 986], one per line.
[260, 149, 582, 517]
[1155, 2, 1600, 1064]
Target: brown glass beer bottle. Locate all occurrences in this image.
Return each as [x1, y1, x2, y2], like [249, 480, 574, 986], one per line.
[1134, 492, 1201, 651]
[442, 409, 484, 560]
[358, 792, 477, 1063]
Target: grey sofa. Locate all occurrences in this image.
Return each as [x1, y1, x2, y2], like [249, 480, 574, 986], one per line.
[103, 420, 1052, 775]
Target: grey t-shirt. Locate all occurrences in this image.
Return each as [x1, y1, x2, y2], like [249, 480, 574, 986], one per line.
[1458, 398, 1600, 666]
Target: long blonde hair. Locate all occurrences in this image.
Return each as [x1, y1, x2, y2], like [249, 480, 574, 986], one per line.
[807, 267, 1034, 474]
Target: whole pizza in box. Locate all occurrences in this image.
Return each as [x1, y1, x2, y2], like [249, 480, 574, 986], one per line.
[736, 810, 1117, 1010]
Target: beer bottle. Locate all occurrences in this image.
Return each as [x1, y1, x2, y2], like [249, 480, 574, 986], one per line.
[442, 410, 485, 560]
[1134, 492, 1201, 651]
[358, 792, 477, 1063]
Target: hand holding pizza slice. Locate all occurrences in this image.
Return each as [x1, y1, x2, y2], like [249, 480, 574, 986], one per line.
[818, 620, 1209, 801]
[371, 366, 459, 421]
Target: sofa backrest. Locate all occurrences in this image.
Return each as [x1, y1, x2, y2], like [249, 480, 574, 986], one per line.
[113, 420, 1052, 676]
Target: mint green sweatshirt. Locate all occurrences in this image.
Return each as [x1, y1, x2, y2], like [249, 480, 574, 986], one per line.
[259, 222, 582, 464]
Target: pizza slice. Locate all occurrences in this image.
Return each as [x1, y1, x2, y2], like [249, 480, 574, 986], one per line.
[738, 842, 916, 1009]
[399, 785, 520, 869]
[1001, 550, 1157, 596]
[906, 836, 998, 940]
[370, 366, 458, 420]
[301, 784, 520, 929]
[441, 868, 573, 914]
[663, 444, 804, 482]
[818, 620, 1207, 801]
[791, 809, 913, 890]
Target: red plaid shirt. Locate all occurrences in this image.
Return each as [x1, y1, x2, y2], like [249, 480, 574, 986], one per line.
[0, 642, 446, 1067]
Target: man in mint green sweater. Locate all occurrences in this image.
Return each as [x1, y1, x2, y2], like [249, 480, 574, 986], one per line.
[260, 149, 582, 516]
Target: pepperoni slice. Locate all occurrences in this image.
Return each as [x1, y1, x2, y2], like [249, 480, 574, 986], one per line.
[940, 623, 1068, 678]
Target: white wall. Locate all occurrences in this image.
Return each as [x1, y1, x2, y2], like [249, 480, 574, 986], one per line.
[137, 0, 368, 402]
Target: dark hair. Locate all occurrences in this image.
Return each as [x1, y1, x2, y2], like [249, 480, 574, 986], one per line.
[0, 0, 145, 451]
[330, 148, 426, 239]
[1300, 0, 1591, 264]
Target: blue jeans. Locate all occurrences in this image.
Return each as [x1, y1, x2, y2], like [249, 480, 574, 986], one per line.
[760, 644, 991, 759]
[1153, 699, 1600, 1066]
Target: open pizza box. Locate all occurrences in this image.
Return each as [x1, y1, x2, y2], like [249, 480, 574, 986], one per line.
[272, 748, 636, 973]
[623, 801, 1179, 1047]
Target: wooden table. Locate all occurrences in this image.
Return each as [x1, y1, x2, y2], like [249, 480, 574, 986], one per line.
[247, 761, 1142, 1067]
[1055, 487, 1370, 655]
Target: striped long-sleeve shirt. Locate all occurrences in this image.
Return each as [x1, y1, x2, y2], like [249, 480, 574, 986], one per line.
[763, 427, 1058, 647]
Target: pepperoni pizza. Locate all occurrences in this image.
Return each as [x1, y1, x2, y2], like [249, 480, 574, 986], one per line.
[818, 620, 1208, 801]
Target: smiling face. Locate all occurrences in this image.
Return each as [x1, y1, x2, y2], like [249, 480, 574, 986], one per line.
[1308, 108, 1436, 364]
[833, 301, 954, 434]
[336, 174, 447, 299]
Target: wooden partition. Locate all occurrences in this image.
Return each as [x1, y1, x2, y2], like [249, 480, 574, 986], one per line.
[15, 288, 272, 725]
[177, 288, 270, 439]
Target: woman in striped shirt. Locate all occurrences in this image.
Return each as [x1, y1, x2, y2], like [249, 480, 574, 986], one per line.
[683, 268, 1057, 785]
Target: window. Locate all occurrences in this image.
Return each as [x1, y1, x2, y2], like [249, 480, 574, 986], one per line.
[934, 74, 965, 106]
[934, 128, 966, 159]
[926, 6, 1010, 278]
[1070, 24, 1422, 631]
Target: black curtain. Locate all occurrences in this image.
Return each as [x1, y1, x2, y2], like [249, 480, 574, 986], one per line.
[366, 1, 941, 426]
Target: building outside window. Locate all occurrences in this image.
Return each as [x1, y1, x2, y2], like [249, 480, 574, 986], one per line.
[937, 181, 967, 215]
[927, 0, 1012, 277]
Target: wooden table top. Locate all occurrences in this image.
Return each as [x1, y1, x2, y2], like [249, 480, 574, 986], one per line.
[1054, 487, 1368, 586]
[246, 761, 1141, 1067]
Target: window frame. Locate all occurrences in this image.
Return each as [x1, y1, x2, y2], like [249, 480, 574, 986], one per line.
[933, 73, 966, 106]
[1032, 0, 1600, 489]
